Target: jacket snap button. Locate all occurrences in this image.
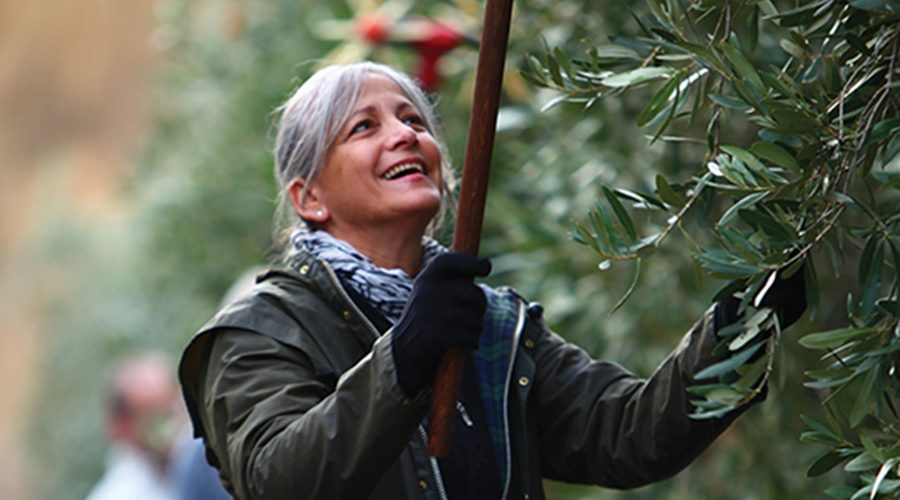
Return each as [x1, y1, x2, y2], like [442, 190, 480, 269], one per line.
[419, 480, 427, 490]
[343, 310, 351, 320]
[518, 376, 529, 387]
[299, 265, 309, 274]
[524, 339, 534, 348]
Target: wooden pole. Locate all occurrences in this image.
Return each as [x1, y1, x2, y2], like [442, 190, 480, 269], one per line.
[427, 0, 514, 458]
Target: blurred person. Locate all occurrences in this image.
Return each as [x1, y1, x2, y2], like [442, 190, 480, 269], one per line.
[178, 62, 806, 500]
[168, 436, 231, 500]
[85, 352, 182, 500]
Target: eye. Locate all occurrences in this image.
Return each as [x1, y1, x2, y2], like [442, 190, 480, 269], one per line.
[349, 119, 374, 136]
[402, 114, 427, 130]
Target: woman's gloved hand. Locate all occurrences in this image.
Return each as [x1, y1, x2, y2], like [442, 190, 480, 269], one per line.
[391, 252, 492, 397]
[716, 266, 808, 331]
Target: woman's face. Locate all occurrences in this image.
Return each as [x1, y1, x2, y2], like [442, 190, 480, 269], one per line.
[302, 73, 443, 237]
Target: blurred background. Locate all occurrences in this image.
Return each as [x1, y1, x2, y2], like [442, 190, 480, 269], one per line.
[0, 0, 848, 499]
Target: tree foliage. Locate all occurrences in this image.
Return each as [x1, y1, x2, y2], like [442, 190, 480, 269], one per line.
[526, 0, 900, 497]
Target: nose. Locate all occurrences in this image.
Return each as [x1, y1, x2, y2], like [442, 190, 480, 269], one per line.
[386, 118, 418, 150]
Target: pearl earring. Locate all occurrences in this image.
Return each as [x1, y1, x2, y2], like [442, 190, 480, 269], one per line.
[316, 210, 324, 217]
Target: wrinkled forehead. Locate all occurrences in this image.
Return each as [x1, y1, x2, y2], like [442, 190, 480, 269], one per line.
[332, 71, 426, 128]
[355, 73, 416, 108]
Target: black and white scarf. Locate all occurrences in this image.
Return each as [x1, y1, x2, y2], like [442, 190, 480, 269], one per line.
[289, 230, 446, 323]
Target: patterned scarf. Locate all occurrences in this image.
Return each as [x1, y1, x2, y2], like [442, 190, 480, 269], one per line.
[289, 230, 446, 323]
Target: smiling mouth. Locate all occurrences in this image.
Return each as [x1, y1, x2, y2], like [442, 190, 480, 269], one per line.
[381, 162, 425, 180]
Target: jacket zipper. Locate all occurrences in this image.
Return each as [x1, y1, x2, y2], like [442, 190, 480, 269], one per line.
[501, 299, 527, 500]
[418, 426, 449, 500]
[456, 402, 474, 427]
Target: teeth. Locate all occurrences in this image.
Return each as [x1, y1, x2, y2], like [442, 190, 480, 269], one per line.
[382, 162, 424, 180]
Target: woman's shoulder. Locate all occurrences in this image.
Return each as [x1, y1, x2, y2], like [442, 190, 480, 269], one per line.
[179, 266, 341, 409]
[201, 265, 338, 335]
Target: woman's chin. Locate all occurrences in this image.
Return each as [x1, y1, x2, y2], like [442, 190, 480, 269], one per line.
[395, 198, 441, 228]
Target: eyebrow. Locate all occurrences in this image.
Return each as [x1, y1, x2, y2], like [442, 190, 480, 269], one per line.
[349, 99, 416, 120]
[349, 105, 377, 119]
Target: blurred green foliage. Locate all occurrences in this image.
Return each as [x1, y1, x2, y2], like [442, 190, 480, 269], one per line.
[27, 0, 867, 499]
[526, 0, 900, 498]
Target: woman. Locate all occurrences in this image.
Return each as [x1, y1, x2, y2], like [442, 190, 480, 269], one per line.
[178, 62, 805, 500]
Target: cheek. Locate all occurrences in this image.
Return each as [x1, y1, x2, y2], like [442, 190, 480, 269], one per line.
[422, 139, 443, 182]
[433, 166, 445, 193]
[318, 152, 365, 194]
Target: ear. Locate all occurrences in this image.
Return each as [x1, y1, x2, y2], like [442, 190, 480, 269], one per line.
[288, 178, 328, 224]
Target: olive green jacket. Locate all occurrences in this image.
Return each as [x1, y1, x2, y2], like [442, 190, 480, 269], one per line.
[179, 251, 753, 500]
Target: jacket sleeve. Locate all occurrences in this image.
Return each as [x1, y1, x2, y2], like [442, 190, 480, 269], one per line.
[194, 328, 429, 500]
[530, 304, 755, 489]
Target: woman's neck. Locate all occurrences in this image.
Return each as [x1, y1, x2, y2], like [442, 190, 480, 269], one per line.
[323, 224, 426, 277]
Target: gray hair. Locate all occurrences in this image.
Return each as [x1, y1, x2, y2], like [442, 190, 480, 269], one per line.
[272, 62, 456, 253]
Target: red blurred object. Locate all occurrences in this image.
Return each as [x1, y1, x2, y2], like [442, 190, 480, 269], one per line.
[355, 14, 392, 44]
[352, 13, 474, 91]
[407, 18, 470, 90]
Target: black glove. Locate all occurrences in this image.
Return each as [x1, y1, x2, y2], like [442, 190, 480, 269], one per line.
[716, 266, 807, 331]
[391, 252, 491, 397]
